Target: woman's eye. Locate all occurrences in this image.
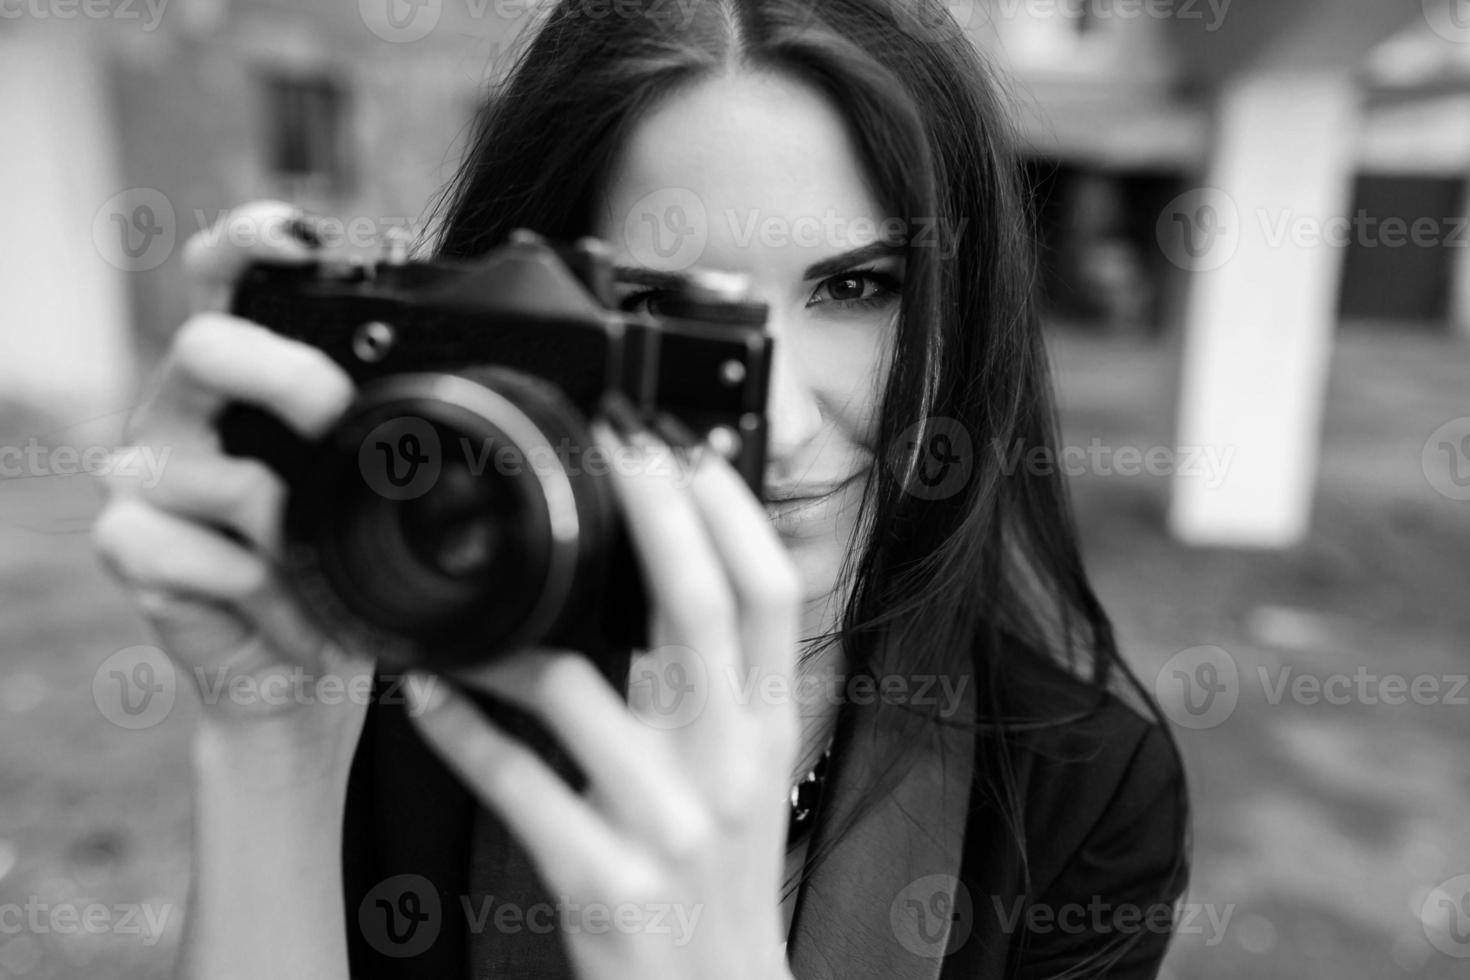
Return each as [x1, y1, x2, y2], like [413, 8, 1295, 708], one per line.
[618, 289, 667, 315]
[621, 270, 902, 316]
[807, 270, 902, 309]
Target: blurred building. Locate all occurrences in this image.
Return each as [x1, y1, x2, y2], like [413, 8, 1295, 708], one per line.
[970, 0, 1470, 334]
[4, 0, 1467, 545]
[965, 0, 1468, 547]
[1, 0, 523, 440]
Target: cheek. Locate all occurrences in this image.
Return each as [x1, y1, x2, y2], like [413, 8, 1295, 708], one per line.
[798, 327, 890, 449]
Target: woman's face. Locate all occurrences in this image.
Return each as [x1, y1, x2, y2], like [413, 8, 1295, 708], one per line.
[594, 70, 901, 637]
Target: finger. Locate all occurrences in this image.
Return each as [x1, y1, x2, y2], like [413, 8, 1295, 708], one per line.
[405, 677, 638, 896]
[588, 419, 740, 665]
[93, 497, 333, 670]
[95, 496, 267, 599]
[183, 200, 320, 313]
[639, 430, 802, 819]
[130, 588, 258, 667]
[103, 449, 285, 559]
[128, 312, 354, 447]
[454, 650, 707, 845]
[682, 446, 803, 716]
[588, 419, 745, 747]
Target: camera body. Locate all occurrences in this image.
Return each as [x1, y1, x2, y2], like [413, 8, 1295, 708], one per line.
[220, 231, 773, 675]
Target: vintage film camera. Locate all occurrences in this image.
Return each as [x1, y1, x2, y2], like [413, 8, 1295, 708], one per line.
[220, 231, 773, 675]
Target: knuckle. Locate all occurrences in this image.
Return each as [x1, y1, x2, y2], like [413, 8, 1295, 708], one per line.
[605, 856, 669, 907]
[661, 579, 736, 636]
[706, 786, 752, 829]
[658, 802, 716, 862]
[707, 754, 763, 826]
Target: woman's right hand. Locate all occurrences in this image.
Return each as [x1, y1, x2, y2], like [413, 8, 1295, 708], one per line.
[94, 201, 372, 766]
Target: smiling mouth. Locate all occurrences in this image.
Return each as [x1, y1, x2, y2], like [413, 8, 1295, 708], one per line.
[762, 471, 864, 507]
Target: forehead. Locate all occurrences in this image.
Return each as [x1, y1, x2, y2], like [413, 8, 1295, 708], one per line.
[594, 71, 891, 275]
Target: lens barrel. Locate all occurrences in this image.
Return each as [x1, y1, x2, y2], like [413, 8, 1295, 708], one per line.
[281, 368, 613, 670]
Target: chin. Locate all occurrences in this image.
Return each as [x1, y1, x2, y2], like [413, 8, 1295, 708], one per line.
[781, 534, 844, 605]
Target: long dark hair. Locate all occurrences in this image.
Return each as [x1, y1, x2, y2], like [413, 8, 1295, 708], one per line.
[428, 0, 1189, 972]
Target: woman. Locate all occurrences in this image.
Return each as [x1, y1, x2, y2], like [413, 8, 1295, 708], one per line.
[94, 0, 1190, 977]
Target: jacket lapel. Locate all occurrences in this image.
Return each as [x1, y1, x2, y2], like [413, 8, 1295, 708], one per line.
[466, 805, 574, 979]
[787, 674, 977, 980]
[460, 673, 976, 980]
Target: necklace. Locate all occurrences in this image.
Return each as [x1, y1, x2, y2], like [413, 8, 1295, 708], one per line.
[786, 735, 835, 846]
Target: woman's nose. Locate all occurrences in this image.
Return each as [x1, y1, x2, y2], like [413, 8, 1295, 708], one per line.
[763, 337, 824, 475]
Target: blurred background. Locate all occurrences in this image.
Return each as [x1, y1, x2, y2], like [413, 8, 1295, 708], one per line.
[3, 0, 1470, 977]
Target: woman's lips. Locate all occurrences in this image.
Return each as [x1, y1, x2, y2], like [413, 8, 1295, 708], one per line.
[763, 472, 864, 536]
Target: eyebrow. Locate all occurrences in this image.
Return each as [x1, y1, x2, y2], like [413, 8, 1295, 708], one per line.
[612, 240, 906, 290]
[802, 240, 905, 281]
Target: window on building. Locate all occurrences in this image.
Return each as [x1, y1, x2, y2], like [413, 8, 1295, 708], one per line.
[261, 72, 351, 197]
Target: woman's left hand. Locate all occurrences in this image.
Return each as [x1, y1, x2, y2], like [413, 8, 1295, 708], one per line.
[406, 415, 803, 980]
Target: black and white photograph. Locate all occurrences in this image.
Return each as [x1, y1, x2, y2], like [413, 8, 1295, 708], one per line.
[2, 0, 1468, 977]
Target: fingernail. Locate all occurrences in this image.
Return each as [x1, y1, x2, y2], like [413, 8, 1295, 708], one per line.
[286, 214, 323, 249]
[650, 412, 710, 474]
[649, 412, 703, 451]
[598, 391, 649, 444]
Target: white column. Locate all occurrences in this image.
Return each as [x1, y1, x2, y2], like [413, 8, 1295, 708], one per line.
[1164, 70, 1359, 548]
[0, 27, 133, 439]
[1451, 179, 1470, 338]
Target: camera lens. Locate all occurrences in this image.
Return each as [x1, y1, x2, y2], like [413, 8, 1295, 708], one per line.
[399, 458, 505, 578]
[281, 369, 612, 670]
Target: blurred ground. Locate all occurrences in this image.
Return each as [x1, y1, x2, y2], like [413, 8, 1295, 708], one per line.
[0, 325, 1467, 978]
[1054, 324, 1470, 979]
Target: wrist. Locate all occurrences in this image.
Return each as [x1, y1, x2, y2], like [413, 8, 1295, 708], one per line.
[192, 709, 362, 798]
[184, 714, 356, 980]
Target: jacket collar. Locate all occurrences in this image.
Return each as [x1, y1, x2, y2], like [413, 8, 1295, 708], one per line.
[786, 675, 977, 980]
[463, 675, 977, 980]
